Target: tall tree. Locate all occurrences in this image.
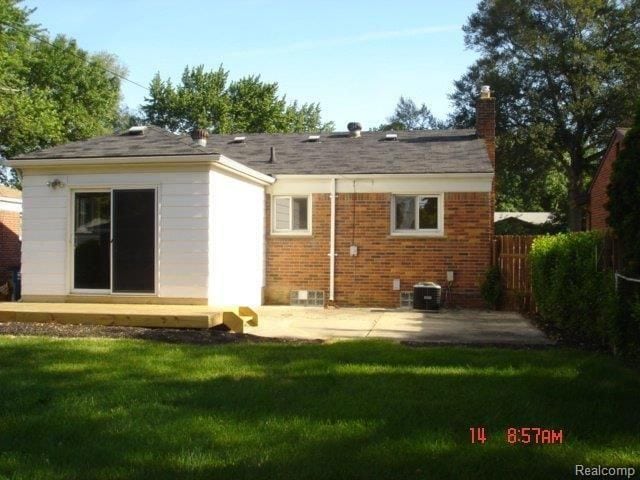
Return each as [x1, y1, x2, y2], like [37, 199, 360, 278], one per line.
[377, 96, 446, 130]
[451, 0, 640, 230]
[142, 65, 334, 134]
[0, 0, 122, 186]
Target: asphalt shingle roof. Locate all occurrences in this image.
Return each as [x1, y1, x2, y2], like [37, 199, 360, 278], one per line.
[13, 126, 493, 175]
[14, 126, 211, 159]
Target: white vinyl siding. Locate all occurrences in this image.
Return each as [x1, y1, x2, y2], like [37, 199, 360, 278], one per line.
[272, 195, 310, 234]
[391, 194, 444, 236]
[209, 170, 265, 306]
[20, 171, 210, 298]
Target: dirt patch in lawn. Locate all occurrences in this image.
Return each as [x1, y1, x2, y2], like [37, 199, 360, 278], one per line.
[0, 322, 323, 346]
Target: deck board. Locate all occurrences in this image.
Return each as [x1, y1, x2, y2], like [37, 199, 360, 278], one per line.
[0, 302, 226, 329]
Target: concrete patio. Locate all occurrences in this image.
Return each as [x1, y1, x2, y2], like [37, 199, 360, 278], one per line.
[248, 306, 553, 345]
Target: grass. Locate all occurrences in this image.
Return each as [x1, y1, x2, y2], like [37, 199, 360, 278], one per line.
[0, 337, 639, 479]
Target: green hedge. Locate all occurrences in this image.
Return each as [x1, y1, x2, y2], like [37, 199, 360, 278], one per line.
[530, 232, 618, 349]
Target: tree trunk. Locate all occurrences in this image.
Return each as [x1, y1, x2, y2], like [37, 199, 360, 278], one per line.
[567, 155, 585, 231]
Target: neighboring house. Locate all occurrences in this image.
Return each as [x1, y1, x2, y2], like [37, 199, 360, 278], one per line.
[0, 186, 22, 285]
[8, 89, 496, 308]
[494, 212, 553, 235]
[587, 127, 629, 231]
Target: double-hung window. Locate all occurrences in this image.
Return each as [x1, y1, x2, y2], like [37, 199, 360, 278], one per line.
[392, 194, 443, 235]
[272, 195, 311, 234]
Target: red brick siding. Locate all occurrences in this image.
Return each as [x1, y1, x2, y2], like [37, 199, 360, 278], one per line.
[265, 192, 491, 308]
[0, 210, 22, 284]
[589, 135, 624, 231]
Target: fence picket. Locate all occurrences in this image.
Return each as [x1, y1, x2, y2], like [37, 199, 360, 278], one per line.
[493, 235, 536, 312]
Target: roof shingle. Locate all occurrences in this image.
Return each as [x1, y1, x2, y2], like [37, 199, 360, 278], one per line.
[12, 126, 493, 175]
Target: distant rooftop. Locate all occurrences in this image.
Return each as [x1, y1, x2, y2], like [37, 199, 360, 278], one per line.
[494, 212, 552, 225]
[0, 186, 22, 199]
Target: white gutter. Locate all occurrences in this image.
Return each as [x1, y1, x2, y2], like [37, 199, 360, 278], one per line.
[5, 154, 219, 168]
[274, 173, 494, 180]
[329, 177, 337, 303]
[8, 153, 275, 186]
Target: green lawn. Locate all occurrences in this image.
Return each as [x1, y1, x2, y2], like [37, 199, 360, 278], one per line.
[0, 337, 638, 479]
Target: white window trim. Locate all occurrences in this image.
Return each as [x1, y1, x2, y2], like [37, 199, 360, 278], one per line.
[391, 193, 444, 237]
[271, 194, 312, 236]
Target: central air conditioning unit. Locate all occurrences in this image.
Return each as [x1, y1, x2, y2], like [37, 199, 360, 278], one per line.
[413, 282, 441, 311]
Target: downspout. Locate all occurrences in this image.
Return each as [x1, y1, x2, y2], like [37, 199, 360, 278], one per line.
[329, 177, 337, 304]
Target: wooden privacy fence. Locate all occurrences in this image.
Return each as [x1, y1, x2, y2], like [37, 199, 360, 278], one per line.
[492, 235, 537, 312]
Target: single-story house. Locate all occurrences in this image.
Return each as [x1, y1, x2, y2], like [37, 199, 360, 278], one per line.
[0, 186, 22, 286]
[587, 127, 629, 231]
[7, 89, 496, 308]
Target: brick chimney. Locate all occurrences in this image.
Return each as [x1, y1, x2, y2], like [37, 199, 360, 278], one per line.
[477, 85, 497, 243]
[476, 85, 496, 168]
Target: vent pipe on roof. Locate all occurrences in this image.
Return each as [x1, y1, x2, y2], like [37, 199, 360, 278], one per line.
[347, 122, 362, 138]
[269, 146, 276, 163]
[191, 128, 209, 147]
[127, 125, 147, 136]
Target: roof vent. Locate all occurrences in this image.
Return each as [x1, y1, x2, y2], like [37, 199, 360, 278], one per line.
[347, 122, 362, 138]
[232, 136, 246, 143]
[307, 135, 321, 142]
[191, 128, 209, 147]
[385, 133, 398, 141]
[127, 126, 147, 136]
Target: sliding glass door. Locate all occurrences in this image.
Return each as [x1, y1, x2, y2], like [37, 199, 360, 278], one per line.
[112, 189, 155, 293]
[73, 189, 156, 294]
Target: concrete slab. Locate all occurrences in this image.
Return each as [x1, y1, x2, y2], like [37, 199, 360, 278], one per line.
[248, 306, 553, 346]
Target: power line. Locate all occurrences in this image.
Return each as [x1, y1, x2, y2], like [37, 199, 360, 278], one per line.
[0, 19, 149, 92]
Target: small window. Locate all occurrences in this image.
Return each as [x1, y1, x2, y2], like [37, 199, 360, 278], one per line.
[273, 196, 311, 234]
[392, 194, 442, 235]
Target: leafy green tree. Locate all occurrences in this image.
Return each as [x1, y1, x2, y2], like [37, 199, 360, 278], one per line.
[142, 65, 333, 134]
[450, 0, 640, 230]
[377, 96, 447, 131]
[0, 0, 123, 186]
[607, 102, 640, 273]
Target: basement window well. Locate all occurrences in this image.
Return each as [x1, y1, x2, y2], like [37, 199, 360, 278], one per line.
[391, 194, 443, 236]
[272, 195, 311, 234]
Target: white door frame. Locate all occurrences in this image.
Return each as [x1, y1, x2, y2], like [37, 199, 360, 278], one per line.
[69, 187, 158, 295]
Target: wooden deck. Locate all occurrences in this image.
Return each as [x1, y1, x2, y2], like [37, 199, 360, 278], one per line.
[0, 302, 258, 332]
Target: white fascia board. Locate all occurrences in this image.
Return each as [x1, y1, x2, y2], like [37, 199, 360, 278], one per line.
[6, 154, 221, 169]
[215, 155, 275, 185]
[268, 173, 493, 195]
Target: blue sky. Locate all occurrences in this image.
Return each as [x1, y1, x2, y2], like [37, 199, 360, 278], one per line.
[25, 0, 481, 131]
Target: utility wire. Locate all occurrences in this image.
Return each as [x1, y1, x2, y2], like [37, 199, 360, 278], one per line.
[0, 19, 149, 92]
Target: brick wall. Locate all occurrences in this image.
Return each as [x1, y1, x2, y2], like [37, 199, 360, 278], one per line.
[265, 191, 492, 308]
[589, 132, 625, 231]
[0, 210, 22, 284]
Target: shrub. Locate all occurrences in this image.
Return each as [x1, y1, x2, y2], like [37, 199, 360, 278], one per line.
[615, 279, 640, 360]
[530, 232, 617, 348]
[480, 266, 502, 310]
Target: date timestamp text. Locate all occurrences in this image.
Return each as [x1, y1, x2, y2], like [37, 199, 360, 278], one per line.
[469, 426, 563, 445]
